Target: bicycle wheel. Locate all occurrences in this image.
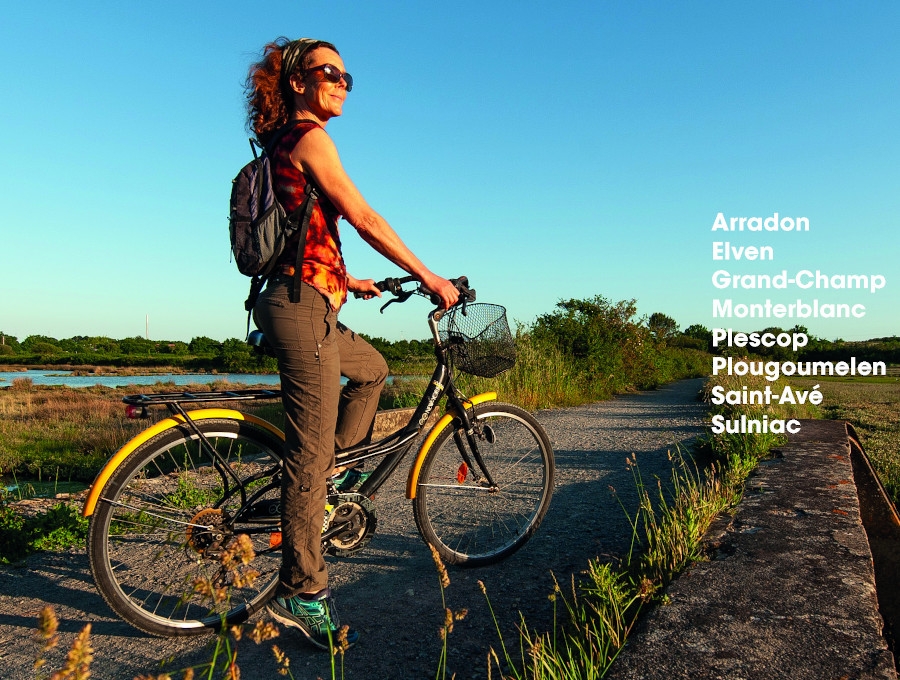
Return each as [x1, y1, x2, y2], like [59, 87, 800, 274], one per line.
[88, 417, 284, 636]
[413, 403, 554, 566]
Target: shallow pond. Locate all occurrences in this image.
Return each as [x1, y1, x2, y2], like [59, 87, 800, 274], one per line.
[0, 369, 280, 389]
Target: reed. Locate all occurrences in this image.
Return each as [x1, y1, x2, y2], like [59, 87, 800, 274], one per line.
[455, 333, 708, 411]
[481, 369, 804, 678]
[0, 381, 283, 486]
[0, 383, 141, 485]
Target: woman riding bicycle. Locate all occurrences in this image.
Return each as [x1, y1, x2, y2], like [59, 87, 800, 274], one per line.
[244, 37, 459, 650]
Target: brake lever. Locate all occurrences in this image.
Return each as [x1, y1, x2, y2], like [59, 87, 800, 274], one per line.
[379, 290, 415, 313]
[354, 275, 418, 301]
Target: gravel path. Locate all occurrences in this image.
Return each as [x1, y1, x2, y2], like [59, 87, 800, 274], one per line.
[0, 378, 706, 680]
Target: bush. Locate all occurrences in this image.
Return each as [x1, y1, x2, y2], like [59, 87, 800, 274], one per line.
[0, 499, 88, 564]
[453, 298, 709, 411]
[528, 295, 694, 398]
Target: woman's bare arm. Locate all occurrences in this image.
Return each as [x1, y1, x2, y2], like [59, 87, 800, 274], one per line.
[291, 127, 459, 308]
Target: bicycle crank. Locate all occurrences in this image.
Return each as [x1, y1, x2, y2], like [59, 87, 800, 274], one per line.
[322, 493, 377, 557]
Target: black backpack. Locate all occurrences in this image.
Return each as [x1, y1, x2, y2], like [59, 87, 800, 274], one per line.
[229, 120, 319, 329]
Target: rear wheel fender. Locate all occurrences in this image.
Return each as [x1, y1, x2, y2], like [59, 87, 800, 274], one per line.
[82, 409, 284, 517]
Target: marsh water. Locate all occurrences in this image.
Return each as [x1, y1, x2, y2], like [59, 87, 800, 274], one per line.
[0, 369, 281, 389]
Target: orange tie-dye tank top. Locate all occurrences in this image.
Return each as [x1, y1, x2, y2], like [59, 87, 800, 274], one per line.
[270, 121, 348, 311]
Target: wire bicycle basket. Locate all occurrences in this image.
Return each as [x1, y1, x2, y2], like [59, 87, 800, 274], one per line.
[438, 303, 516, 378]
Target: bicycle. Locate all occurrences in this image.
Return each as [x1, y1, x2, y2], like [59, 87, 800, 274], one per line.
[82, 276, 554, 637]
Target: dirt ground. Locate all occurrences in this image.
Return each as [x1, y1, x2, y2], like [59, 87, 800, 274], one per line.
[0, 379, 706, 680]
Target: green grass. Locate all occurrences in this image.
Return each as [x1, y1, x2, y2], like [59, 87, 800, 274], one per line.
[455, 333, 709, 411]
[0, 382, 163, 484]
[0, 496, 88, 564]
[794, 375, 900, 505]
[0, 380, 284, 486]
[162, 474, 222, 510]
[488, 447, 750, 678]
[477, 369, 816, 679]
[380, 376, 430, 409]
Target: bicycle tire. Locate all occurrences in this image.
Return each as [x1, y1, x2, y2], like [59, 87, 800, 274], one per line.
[412, 402, 554, 566]
[87, 417, 284, 637]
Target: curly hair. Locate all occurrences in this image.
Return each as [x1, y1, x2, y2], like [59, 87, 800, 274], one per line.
[245, 37, 339, 144]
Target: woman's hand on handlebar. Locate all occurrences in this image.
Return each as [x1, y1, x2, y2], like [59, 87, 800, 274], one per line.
[421, 273, 460, 310]
[347, 274, 383, 300]
[355, 273, 471, 309]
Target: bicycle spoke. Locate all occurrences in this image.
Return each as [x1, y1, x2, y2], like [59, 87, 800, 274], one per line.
[89, 419, 283, 636]
[413, 404, 554, 566]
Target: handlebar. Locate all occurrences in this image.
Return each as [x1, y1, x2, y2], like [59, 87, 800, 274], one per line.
[354, 276, 475, 313]
[372, 275, 417, 297]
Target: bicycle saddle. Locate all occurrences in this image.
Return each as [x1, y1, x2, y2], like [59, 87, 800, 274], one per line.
[247, 330, 275, 357]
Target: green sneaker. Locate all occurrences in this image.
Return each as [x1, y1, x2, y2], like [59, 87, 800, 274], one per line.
[332, 467, 371, 493]
[267, 588, 359, 651]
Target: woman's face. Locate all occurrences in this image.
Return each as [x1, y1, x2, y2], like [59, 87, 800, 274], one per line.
[292, 47, 350, 122]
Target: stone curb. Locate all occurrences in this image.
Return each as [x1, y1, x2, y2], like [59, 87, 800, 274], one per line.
[609, 419, 898, 679]
[372, 406, 439, 440]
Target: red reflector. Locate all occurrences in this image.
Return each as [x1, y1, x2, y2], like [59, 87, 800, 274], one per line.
[125, 405, 142, 419]
[269, 532, 282, 548]
[456, 462, 468, 484]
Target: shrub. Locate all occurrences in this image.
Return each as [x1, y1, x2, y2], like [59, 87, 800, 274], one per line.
[0, 499, 88, 564]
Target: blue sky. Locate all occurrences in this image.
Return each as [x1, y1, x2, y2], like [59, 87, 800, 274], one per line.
[2, 1, 897, 343]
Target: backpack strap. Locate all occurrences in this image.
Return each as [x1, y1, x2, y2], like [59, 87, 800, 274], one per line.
[262, 118, 319, 155]
[244, 275, 266, 339]
[244, 119, 322, 335]
[288, 180, 319, 304]
[266, 119, 322, 304]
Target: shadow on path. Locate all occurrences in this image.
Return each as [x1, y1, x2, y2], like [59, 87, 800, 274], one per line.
[0, 378, 706, 680]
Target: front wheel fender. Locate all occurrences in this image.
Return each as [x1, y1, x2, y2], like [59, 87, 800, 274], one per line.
[405, 392, 497, 499]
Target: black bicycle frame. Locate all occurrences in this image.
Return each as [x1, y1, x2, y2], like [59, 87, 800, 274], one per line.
[341, 306, 499, 496]
[119, 304, 495, 515]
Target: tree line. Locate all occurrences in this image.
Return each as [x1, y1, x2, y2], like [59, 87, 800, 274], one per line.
[663, 325, 900, 363]
[0, 333, 270, 372]
[0, 332, 438, 374]
[3, 304, 895, 376]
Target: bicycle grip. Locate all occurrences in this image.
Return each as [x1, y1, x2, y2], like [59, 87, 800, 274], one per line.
[353, 275, 416, 298]
[428, 276, 475, 307]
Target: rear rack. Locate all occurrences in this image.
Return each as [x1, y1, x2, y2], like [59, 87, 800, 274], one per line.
[123, 388, 282, 406]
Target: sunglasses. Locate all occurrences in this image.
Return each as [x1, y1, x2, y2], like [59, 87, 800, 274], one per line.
[303, 63, 353, 92]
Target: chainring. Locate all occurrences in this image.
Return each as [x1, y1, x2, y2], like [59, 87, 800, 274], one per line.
[322, 493, 378, 557]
